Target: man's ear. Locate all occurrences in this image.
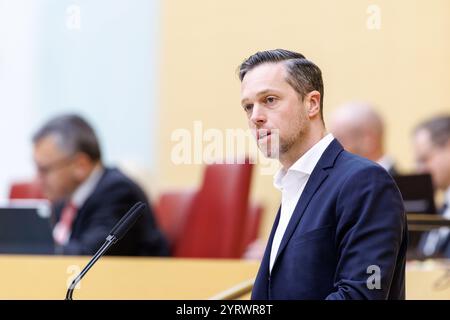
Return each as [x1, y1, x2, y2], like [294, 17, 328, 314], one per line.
[306, 90, 321, 119]
[73, 153, 93, 180]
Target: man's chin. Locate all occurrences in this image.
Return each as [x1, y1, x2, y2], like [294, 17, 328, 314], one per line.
[256, 133, 281, 159]
[257, 145, 280, 159]
[46, 192, 66, 204]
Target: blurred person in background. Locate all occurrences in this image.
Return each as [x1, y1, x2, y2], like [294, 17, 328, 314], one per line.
[329, 102, 399, 176]
[33, 114, 169, 256]
[413, 115, 450, 259]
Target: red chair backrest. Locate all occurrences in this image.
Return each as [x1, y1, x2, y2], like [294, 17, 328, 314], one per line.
[9, 180, 45, 200]
[175, 162, 253, 258]
[240, 202, 264, 256]
[155, 190, 197, 251]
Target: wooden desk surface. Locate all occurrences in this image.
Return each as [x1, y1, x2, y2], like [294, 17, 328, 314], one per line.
[0, 255, 449, 299]
[406, 260, 450, 300]
[0, 255, 259, 300]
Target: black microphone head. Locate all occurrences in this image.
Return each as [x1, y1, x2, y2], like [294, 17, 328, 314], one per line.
[108, 202, 146, 241]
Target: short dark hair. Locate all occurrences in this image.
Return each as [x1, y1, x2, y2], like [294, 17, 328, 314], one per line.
[238, 49, 324, 120]
[33, 114, 102, 161]
[415, 115, 450, 148]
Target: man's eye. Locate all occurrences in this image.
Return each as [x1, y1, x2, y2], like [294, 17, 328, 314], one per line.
[265, 96, 276, 104]
[243, 104, 253, 112]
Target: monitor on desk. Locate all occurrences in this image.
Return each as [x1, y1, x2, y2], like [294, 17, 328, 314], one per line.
[0, 200, 55, 254]
[393, 173, 437, 214]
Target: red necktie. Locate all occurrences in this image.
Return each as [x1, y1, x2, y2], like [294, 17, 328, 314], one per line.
[53, 202, 78, 246]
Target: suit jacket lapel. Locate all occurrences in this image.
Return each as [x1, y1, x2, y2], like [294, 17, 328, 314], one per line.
[272, 139, 344, 270]
[252, 206, 281, 299]
[70, 168, 108, 237]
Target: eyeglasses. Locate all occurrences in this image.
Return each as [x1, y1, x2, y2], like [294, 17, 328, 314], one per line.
[36, 156, 75, 175]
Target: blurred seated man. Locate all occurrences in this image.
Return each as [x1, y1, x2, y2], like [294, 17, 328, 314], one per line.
[413, 115, 450, 259]
[33, 114, 169, 256]
[329, 102, 398, 176]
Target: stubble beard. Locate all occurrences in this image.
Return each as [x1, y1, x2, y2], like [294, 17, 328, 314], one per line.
[279, 118, 309, 162]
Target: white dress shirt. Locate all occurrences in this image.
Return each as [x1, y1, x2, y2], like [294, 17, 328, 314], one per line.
[269, 133, 334, 272]
[52, 164, 104, 245]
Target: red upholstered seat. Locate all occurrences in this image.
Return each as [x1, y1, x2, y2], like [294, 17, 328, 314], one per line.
[155, 161, 263, 258]
[154, 189, 197, 252]
[174, 162, 253, 258]
[9, 180, 45, 200]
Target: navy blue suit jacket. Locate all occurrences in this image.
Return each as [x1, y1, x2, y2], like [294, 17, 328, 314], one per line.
[54, 167, 169, 256]
[251, 139, 407, 300]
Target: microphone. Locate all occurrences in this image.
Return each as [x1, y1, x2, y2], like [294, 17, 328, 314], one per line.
[65, 201, 146, 300]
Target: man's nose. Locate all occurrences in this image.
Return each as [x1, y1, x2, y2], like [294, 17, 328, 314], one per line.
[250, 104, 267, 126]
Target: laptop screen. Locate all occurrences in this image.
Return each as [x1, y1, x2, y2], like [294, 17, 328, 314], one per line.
[0, 201, 55, 254]
[393, 173, 437, 214]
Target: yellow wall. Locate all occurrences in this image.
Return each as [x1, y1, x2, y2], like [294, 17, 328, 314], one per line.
[157, 0, 450, 239]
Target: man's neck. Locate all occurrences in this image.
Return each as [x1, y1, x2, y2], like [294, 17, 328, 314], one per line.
[280, 128, 328, 170]
[69, 162, 103, 206]
[85, 162, 102, 178]
[368, 148, 384, 162]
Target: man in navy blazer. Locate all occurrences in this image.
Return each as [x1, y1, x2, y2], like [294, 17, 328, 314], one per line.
[51, 167, 170, 256]
[238, 49, 407, 299]
[33, 114, 169, 256]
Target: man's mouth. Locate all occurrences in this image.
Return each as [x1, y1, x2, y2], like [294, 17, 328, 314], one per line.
[257, 129, 271, 141]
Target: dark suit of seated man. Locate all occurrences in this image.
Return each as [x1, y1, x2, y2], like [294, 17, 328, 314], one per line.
[238, 49, 407, 299]
[413, 115, 450, 259]
[33, 114, 169, 256]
